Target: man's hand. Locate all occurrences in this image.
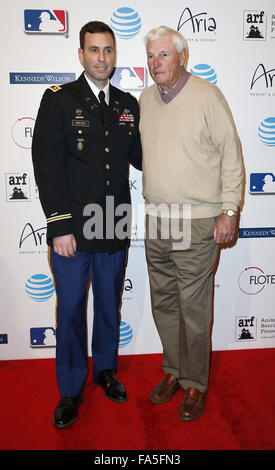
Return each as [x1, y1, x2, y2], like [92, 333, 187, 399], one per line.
[213, 214, 237, 244]
[53, 234, 77, 258]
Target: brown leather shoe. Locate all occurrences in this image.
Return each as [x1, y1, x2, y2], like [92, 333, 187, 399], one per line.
[150, 373, 179, 404]
[179, 387, 207, 421]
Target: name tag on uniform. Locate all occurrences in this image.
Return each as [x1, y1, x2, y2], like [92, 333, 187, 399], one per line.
[72, 119, 90, 127]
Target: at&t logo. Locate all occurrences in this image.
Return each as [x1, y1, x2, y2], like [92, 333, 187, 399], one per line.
[110, 7, 142, 39]
[119, 321, 133, 348]
[190, 64, 217, 84]
[238, 267, 275, 295]
[258, 117, 275, 146]
[25, 274, 55, 302]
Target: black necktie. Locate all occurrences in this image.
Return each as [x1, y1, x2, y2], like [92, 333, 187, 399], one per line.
[99, 90, 108, 125]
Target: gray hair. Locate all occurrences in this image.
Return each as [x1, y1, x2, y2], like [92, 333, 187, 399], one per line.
[144, 25, 187, 52]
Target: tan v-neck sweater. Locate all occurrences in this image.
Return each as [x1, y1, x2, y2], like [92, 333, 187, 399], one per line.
[139, 74, 243, 218]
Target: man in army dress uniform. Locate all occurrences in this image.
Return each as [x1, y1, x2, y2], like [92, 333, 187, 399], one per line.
[32, 21, 142, 428]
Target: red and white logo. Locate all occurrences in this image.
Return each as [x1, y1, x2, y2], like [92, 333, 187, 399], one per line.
[11, 117, 35, 149]
[238, 266, 275, 295]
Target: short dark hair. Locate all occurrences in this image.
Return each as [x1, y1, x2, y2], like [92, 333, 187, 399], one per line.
[79, 21, 116, 50]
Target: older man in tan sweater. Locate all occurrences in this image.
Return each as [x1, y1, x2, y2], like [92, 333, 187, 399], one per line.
[139, 26, 243, 421]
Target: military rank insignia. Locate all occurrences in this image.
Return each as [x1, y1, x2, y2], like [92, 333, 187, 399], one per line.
[49, 85, 62, 92]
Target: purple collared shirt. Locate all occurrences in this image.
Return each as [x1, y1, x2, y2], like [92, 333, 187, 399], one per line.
[158, 68, 191, 104]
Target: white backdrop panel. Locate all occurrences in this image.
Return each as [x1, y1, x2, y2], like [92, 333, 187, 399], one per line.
[1, 0, 275, 360]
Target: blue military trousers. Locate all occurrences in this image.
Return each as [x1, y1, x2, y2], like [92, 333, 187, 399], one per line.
[50, 248, 126, 397]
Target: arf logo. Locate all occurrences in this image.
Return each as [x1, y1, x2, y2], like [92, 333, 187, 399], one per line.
[235, 316, 256, 341]
[238, 267, 275, 295]
[24, 10, 67, 34]
[5, 172, 30, 202]
[243, 10, 266, 40]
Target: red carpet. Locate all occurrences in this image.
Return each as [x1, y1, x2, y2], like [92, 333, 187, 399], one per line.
[0, 349, 275, 451]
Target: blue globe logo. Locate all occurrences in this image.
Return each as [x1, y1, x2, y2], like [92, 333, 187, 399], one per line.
[119, 321, 133, 348]
[110, 7, 142, 39]
[258, 117, 275, 147]
[191, 64, 217, 84]
[25, 274, 55, 302]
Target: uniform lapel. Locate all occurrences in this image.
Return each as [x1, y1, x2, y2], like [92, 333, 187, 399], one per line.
[69, 75, 125, 126]
[73, 73, 101, 122]
[107, 85, 125, 127]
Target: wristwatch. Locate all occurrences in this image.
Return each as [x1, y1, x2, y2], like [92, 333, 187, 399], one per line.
[222, 209, 238, 217]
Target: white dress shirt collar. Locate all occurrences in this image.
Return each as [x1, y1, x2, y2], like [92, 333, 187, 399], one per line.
[84, 73, 110, 105]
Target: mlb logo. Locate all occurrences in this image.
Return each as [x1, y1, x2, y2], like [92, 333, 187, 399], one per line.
[24, 9, 67, 34]
[30, 327, 56, 347]
[249, 173, 275, 193]
[111, 67, 146, 90]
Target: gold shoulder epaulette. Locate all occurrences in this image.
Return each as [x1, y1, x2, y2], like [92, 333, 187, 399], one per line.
[49, 85, 62, 92]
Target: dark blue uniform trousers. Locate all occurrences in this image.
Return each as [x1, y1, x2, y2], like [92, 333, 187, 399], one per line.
[50, 248, 126, 398]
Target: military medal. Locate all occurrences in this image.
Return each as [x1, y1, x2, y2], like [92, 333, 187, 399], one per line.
[77, 138, 84, 151]
[119, 112, 135, 123]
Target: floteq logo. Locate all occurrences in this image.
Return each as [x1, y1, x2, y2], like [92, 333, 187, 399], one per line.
[238, 266, 275, 295]
[243, 10, 266, 40]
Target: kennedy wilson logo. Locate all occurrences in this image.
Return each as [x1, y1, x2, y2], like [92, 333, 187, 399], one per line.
[239, 227, 275, 238]
[10, 73, 75, 85]
[238, 267, 275, 295]
[0, 334, 8, 345]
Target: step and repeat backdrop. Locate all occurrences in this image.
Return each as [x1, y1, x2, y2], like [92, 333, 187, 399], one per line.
[1, 0, 275, 360]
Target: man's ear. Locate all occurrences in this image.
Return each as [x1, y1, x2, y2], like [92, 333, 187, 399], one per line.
[78, 47, 84, 67]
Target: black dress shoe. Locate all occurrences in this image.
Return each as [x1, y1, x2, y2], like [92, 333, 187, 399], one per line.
[94, 370, 128, 402]
[53, 395, 83, 429]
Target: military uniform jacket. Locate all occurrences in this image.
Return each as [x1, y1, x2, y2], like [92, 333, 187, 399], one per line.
[32, 72, 142, 252]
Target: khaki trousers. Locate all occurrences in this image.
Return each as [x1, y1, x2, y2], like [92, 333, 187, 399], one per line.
[145, 215, 218, 393]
